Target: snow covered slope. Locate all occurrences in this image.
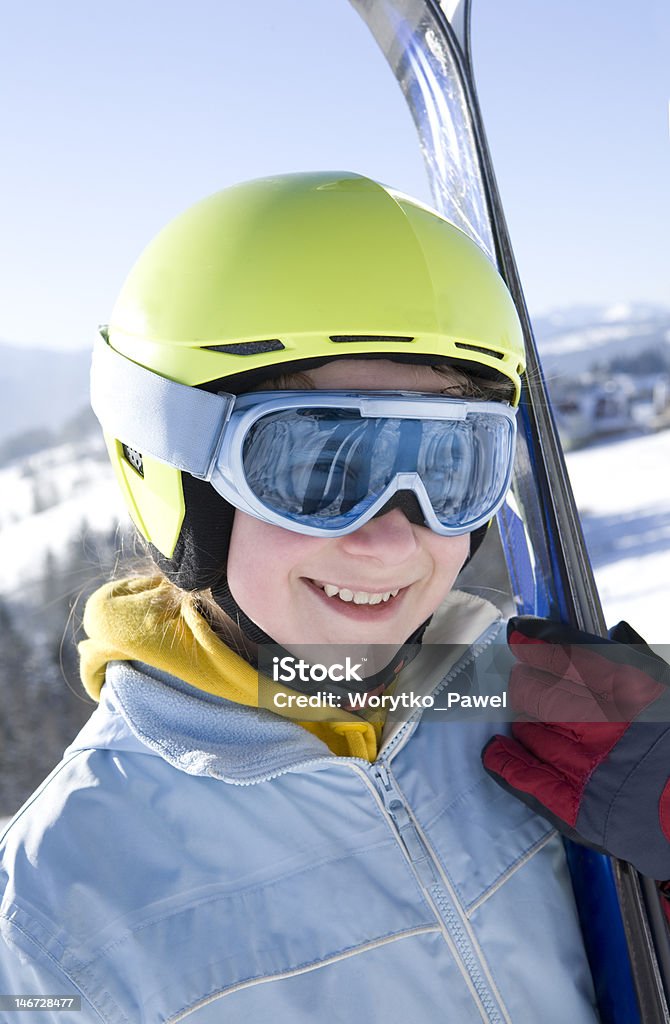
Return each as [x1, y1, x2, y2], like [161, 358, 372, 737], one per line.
[564, 429, 670, 641]
[0, 436, 128, 596]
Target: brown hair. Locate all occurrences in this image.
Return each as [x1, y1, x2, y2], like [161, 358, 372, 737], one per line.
[257, 363, 515, 403]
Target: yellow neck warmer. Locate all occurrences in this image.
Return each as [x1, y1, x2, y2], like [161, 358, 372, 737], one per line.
[79, 576, 381, 762]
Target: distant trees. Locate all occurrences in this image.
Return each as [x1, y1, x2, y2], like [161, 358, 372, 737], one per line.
[0, 522, 135, 816]
[608, 348, 670, 376]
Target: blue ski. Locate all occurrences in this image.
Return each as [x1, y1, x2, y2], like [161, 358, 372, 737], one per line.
[348, 1, 670, 1020]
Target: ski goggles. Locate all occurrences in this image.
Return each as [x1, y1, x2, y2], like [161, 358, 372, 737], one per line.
[91, 339, 517, 537]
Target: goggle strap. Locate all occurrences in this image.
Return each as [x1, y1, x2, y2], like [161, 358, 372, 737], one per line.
[91, 336, 233, 478]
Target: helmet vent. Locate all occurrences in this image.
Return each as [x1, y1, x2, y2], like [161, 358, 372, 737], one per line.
[203, 340, 285, 355]
[454, 341, 505, 361]
[122, 444, 144, 477]
[329, 335, 414, 344]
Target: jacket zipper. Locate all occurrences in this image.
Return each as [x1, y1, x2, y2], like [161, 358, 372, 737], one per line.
[368, 759, 509, 1024]
[379, 619, 503, 762]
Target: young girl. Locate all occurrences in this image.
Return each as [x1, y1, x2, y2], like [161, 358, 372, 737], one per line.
[2, 172, 668, 1023]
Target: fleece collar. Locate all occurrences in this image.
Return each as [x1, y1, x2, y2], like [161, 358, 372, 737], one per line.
[81, 577, 386, 760]
[79, 577, 501, 763]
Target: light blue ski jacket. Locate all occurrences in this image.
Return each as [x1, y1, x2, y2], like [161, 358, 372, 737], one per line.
[0, 592, 598, 1023]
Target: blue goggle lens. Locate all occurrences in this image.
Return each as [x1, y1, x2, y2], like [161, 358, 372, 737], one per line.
[242, 407, 514, 531]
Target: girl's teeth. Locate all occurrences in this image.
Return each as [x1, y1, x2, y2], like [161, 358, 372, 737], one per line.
[319, 583, 401, 605]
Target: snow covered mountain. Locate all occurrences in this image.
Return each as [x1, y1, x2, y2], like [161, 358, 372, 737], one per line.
[532, 303, 670, 377]
[0, 434, 127, 595]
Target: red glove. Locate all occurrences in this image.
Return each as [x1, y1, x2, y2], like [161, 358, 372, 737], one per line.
[482, 616, 670, 880]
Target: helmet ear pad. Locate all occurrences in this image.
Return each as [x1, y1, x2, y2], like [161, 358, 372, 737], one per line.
[150, 473, 234, 592]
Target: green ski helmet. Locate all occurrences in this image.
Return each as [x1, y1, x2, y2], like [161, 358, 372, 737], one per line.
[99, 171, 525, 630]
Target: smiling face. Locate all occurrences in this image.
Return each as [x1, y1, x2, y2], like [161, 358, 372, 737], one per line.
[225, 359, 471, 650]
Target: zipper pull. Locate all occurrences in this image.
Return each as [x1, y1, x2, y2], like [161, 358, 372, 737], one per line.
[375, 763, 393, 798]
[374, 764, 437, 886]
[375, 764, 408, 823]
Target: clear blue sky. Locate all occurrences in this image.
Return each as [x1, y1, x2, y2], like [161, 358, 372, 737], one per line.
[1, 0, 667, 351]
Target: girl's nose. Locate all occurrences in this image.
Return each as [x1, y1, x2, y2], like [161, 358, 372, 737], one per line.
[338, 508, 420, 564]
